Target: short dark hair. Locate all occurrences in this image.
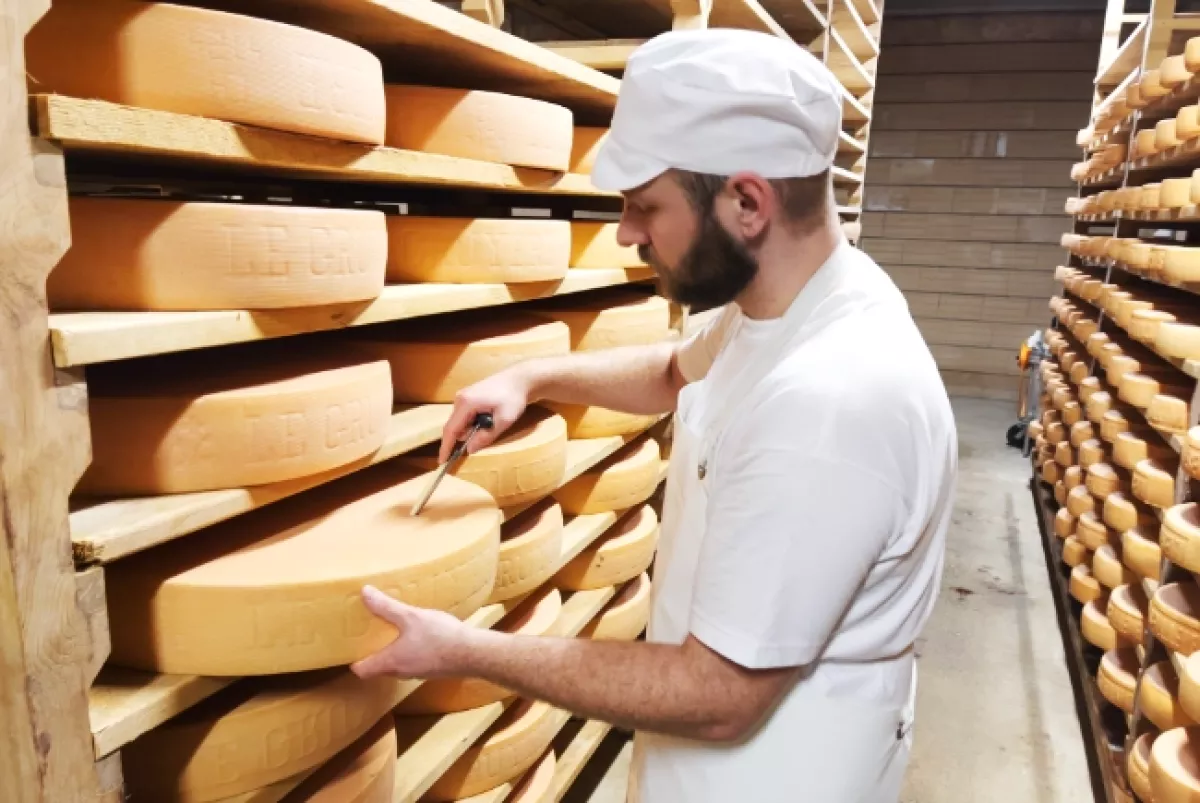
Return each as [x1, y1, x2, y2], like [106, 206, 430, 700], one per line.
[673, 169, 831, 233]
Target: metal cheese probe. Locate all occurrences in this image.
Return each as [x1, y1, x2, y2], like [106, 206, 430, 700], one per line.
[410, 412, 494, 516]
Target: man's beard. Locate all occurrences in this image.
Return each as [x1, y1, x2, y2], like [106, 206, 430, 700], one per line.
[638, 210, 759, 310]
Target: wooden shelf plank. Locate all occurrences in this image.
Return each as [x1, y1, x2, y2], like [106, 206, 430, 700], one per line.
[1096, 17, 1145, 88]
[32, 95, 612, 197]
[757, 0, 826, 39]
[827, 28, 874, 96]
[838, 131, 866, 155]
[841, 86, 870, 127]
[393, 702, 511, 803]
[551, 720, 614, 802]
[837, 204, 862, 217]
[581, 739, 633, 803]
[48, 266, 653, 368]
[848, 0, 879, 25]
[832, 166, 864, 186]
[831, 0, 879, 61]
[556, 588, 619, 638]
[542, 39, 641, 71]
[708, 0, 792, 40]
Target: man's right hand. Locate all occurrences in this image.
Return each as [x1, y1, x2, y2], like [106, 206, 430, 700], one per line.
[438, 366, 535, 462]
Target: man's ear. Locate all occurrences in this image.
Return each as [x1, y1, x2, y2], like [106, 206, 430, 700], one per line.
[723, 172, 775, 240]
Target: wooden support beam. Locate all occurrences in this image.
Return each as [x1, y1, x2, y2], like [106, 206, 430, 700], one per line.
[462, 0, 504, 27]
[671, 0, 711, 29]
[542, 39, 644, 71]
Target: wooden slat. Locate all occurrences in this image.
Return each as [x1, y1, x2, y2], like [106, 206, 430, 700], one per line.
[555, 588, 619, 638]
[1097, 17, 1145, 88]
[848, 0, 878, 25]
[393, 703, 510, 803]
[830, 0, 878, 60]
[33, 95, 612, 197]
[48, 267, 653, 368]
[881, 12, 1103, 45]
[551, 721, 614, 802]
[832, 166, 864, 185]
[842, 86, 870, 126]
[838, 131, 866, 155]
[543, 39, 641, 71]
[827, 28, 874, 96]
[89, 670, 233, 759]
[756, 0, 825, 39]
[707, 0, 791, 40]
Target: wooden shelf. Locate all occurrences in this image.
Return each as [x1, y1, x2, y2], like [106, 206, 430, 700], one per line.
[833, 166, 864, 186]
[831, 0, 879, 61]
[837, 204, 862, 217]
[841, 86, 871, 127]
[552, 720, 616, 802]
[848, 0, 879, 25]
[838, 131, 867, 155]
[542, 39, 641, 71]
[32, 95, 613, 198]
[827, 27, 874, 96]
[1130, 135, 1200, 172]
[754, 0, 826, 39]
[1096, 17, 1146, 89]
[709, 0, 793, 40]
[48, 267, 653, 368]
[1083, 165, 1125, 187]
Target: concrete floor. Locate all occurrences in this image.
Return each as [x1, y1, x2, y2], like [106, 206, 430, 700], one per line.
[901, 397, 1093, 803]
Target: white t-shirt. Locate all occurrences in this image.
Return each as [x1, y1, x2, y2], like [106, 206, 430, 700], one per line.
[630, 240, 957, 801]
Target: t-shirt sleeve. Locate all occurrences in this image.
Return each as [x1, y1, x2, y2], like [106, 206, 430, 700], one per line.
[688, 415, 906, 670]
[674, 305, 738, 384]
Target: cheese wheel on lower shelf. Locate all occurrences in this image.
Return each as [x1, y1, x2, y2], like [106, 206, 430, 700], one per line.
[1120, 372, 1188, 409]
[1158, 322, 1200, 360]
[1067, 485, 1098, 518]
[1143, 662, 1198, 731]
[570, 127, 608, 174]
[397, 587, 561, 715]
[1046, 421, 1067, 444]
[531, 291, 670, 351]
[555, 438, 662, 515]
[1042, 459, 1062, 485]
[383, 85, 572, 171]
[1125, 525, 1164, 581]
[1063, 536, 1088, 567]
[360, 313, 570, 402]
[542, 401, 658, 439]
[1184, 428, 1200, 481]
[49, 199, 387, 311]
[1079, 439, 1106, 469]
[1104, 492, 1155, 533]
[1148, 391, 1192, 435]
[1054, 481, 1068, 506]
[1133, 309, 1181, 344]
[570, 222, 645, 269]
[1135, 458, 1180, 508]
[1054, 508, 1077, 539]
[79, 349, 393, 495]
[1181, 653, 1200, 723]
[1070, 421, 1097, 447]
[419, 700, 563, 801]
[1130, 731, 1156, 803]
[1055, 441, 1076, 468]
[403, 408, 568, 509]
[1151, 583, 1200, 656]
[1163, 503, 1200, 573]
[507, 750, 556, 803]
[25, 0, 385, 143]
[1070, 564, 1104, 603]
[105, 464, 501, 675]
[1098, 648, 1140, 713]
[487, 500, 564, 604]
[1086, 463, 1128, 500]
[1094, 545, 1137, 588]
[122, 670, 399, 802]
[1063, 400, 1084, 426]
[1064, 465, 1085, 491]
[1077, 512, 1120, 551]
[384, 217, 570, 284]
[301, 716, 396, 803]
[580, 573, 651, 641]
[1156, 245, 1200, 283]
[1151, 726, 1200, 803]
[1093, 396, 1120, 429]
[1108, 583, 1148, 644]
[554, 505, 659, 590]
[1115, 430, 1178, 471]
[1082, 599, 1131, 650]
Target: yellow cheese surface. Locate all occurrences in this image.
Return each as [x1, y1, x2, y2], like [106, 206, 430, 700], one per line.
[1163, 503, 1200, 573]
[304, 716, 396, 803]
[1082, 599, 1128, 651]
[1134, 457, 1180, 509]
[1130, 732, 1155, 803]
[1077, 511, 1119, 551]
[1147, 390, 1192, 434]
[554, 505, 659, 591]
[1151, 583, 1200, 656]
[1067, 485, 1097, 518]
[1085, 462, 1127, 500]
[487, 500, 565, 604]
[1098, 648, 1140, 713]
[384, 217, 570, 284]
[580, 573, 652, 642]
[1070, 564, 1104, 604]
[1103, 491, 1153, 533]
[1114, 430, 1176, 471]
[1070, 421, 1097, 447]
[1062, 535, 1088, 567]
[570, 127, 608, 174]
[1094, 544, 1136, 589]
[1150, 726, 1200, 803]
[1108, 583, 1148, 644]
[531, 291, 671, 351]
[570, 222, 646, 269]
[543, 401, 658, 440]
[555, 437, 662, 515]
[1142, 662, 1198, 731]
[1181, 653, 1200, 723]
[1054, 507, 1076, 539]
[1184, 426, 1200, 481]
[1078, 438, 1105, 468]
[1124, 525, 1164, 581]
[1159, 321, 1200, 360]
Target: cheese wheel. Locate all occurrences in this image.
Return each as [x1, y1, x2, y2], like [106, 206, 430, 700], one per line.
[1079, 439, 1106, 468]
[121, 670, 399, 802]
[1062, 400, 1083, 426]
[570, 127, 608, 174]
[1054, 481, 1068, 506]
[1078, 512, 1120, 551]
[1151, 727, 1200, 803]
[302, 716, 396, 803]
[1130, 732, 1156, 803]
[1151, 583, 1200, 655]
[1044, 457, 1062, 485]
[1091, 393, 1117, 427]
[555, 438, 662, 515]
[1135, 458, 1179, 508]
[1083, 599, 1130, 650]
[1094, 544, 1136, 589]
[1054, 508, 1076, 538]
[383, 217, 570, 284]
[1159, 120, 1184, 151]
[554, 505, 659, 591]
[1086, 462, 1127, 499]
[531, 292, 670, 351]
[570, 222, 645, 269]
[1184, 427, 1200, 480]
[580, 573, 652, 641]
[1104, 491, 1152, 533]
[79, 349, 393, 495]
[1064, 465, 1085, 491]
[1063, 536, 1088, 568]
[360, 313, 570, 402]
[404, 408, 568, 509]
[1070, 564, 1103, 604]
[1055, 441, 1076, 468]
[1182, 653, 1200, 723]
[1052, 387, 1074, 411]
[1067, 484, 1097, 518]
[1144, 662, 1198, 731]
[1148, 390, 1192, 435]
[383, 85, 572, 171]
[1115, 430, 1177, 470]
[542, 401, 658, 439]
[1125, 524, 1164, 581]
[1158, 245, 1200, 283]
[1163, 177, 1194, 208]
[49, 199, 387, 311]
[508, 750, 556, 803]
[1132, 309, 1181, 344]
[25, 0, 385, 143]
[1069, 361, 1091, 385]
[1164, 54, 1195, 87]
[1108, 583, 1148, 644]
[487, 500, 565, 604]
[1028, 421, 1045, 441]
[1071, 421, 1097, 447]
[397, 586, 561, 715]
[1098, 648, 1140, 713]
[1046, 420, 1067, 444]
[105, 465, 501, 675]
[1137, 128, 1161, 157]
[420, 700, 563, 800]
[1162, 503, 1200, 573]
[1184, 105, 1200, 139]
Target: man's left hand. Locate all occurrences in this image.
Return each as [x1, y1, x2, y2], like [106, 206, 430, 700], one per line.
[350, 585, 473, 680]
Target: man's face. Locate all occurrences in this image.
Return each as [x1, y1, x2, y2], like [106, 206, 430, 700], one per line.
[615, 174, 758, 309]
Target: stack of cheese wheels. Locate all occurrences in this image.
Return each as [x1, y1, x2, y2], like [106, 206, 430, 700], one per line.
[396, 586, 562, 715]
[105, 463, 501, 675]
[1082, 597, 1133, 651]
[555, 437, 662, 515]
[1097, 648, 1140, 714]
[1151, 583, 1200, 656]
[487, 500, 565, 604]
[25, 0, 385, 143]
[49, 199, 388, 311]
[1114, 428, 1176, 471]
[554, 505, 659, 590]
[288, 716, 397, 803]
[360, 312, 570, 403]
[1130, 731, 1156, 803]
[122, 670, 400, 801]
[1135, 455, 1181, 510]
[1162, 503, 1200, 573]
[1070, 564, 1104, 604]
[383, 85, 572, 171]
[409, 699, 564, 801]
[1124, 518, 1164, 581]
[1108, 583, 1149, 644]
[402, 407, 568, 509]
[1151, 727, 1200, 802]
[78, 347, 393, 495]
[571, 221, 645, 268]
[384, 216, 570, 284]
[580, 573, 653, 641]
[570, 127, 608, 174]
[1142, 662, 1198, 731]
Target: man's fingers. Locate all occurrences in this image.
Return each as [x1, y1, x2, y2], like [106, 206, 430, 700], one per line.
[439, 400, 487, 463]
[361, 584, 412, 626]
[350, 649, 394, 680]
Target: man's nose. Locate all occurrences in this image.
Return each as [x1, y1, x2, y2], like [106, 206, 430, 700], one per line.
[616, 215, 647, 248]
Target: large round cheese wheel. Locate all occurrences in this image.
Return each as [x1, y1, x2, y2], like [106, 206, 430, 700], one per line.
[360, 313, 570, 403]
[79, 349, 393, 495]
[1131, 731, 1156, 803]
[580, 573, 651, 641]
[1108, 583, 1148, 644]
[1124, 525, 1164, 581]
[570, 222, 645, 269]
[1135, 458, 1179, 508]
[1151, 583, 1200, 655]
[404, 408, 567, 509]
[1150, 726, 1200, 803]
[121, 670, 399, 802]
[1122, 372, 1188, 409]
[1070, 421, 1097, 447]
[508, 749, 557, 803]
[1086, 463, 1128, 500]
[1054, 508, 1076, 539]
[49, 199, 387, 311]
[1094, 545, 1137, 589]
[1184, 427, 1200, 481]
[1115, 430, 1177, 471]
[554, 505, 659, 591]
[1064, 465, 1085, 491]
[555, 438, 662, 515]
[1181, 653, 1200, 723]
[1070, 564, 1104, 604]
[1104, 492, 1154, 533]
[531, 292, 670, 351]
[1098, 648, 1140, 713]
[1067, 485, 1098, 518]
[1052, 387, 1074, 412]
[421, 700, 562, 800]
[542, 400, 658, 440]
[1162, 245, 1200, 282]
[1063, 536, 1089, 567]
[1042, 459, 1062, 485]
[303, 716, 396, 803]
[1091, 394, 1118, 428]
[384, 217, 570, 284]
[1054, 481, 1068, 506]
[1082, 599, 1129, 650]
[1045, 420, 1067, 444]
[1078, 439, 1106, 469]
[396, 586, 561, 715]
[1077, 512, 1120, 551]
[1163, 503, 1200, 573]
[383, 85, 572, 171]
[1055, 441, 1076, 468]
[1132, 309, 1180, 344]
[1064, 404, 1086, 428]
[105, 465, 501, 675]
[25, 0, 385, 143]
[570, 127, 608, 174]
[1149, 390, 1193, 435]
[1143, 662, 1198, 731]
[1069, 361, 1091, 385]
[1158, 322, 1200, 360]
[487, 500, 564, 604]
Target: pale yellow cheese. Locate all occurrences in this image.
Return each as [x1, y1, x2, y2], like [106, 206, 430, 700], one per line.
[383, 85, 573, 171]
[1114, 430, 1176, 471]
[1158, 321, 1200, 360]
[25, 0, 385, 143]
[1163, 177, 1194, 208]
[1163, 54, 1195, 88]
[1135, 457, 1180, 509]
[79, 349, 393, 495]
[1082, 599, 1131, 650]
[1104, 491, 1151, 533]
[1054, 508, 1076, 539]
[1108, 583, 1148, 644]
[403, 408, 568, 509]
[1148, 390, 1193, 435]
[487, 500, 565, 604]
[1070, 564, 1104, 604]
[1094, 544, 1136, 589]
[543, 401, 658, 440]
[1097, 648, 1140, 713]
[1054, 481, 1068, 506]
[384, 217, 570, 284]
[580, 573, 652, 642]
[1064, 465, 1084, 491]
[1091, 394, 1119, 428]
[1070, 421, 1097, 447]
[1151, 583, 1200, 655]
[1062, 400, 1084, 426]
[49, 199, 387, 311]
[1125, 524, 1164, 581]
[554, 505, 659, 591]
[531, 291, 671, 351]
[1150, 726, 1200, 803]
[1120, 372, 1187, 409]
[1162, 503, 1200, 573]
[1136, 128, 1161, 158]
[1044, 419, 1066, 445]
[1067, 484, 1096, 518]
[1077, 511, 1120, 551]
[1069, 361, 1091, 385]
[1130, 732, 1155, 803]
[1143, 662, 1198, 731]
[570, 127, 608, 174]
[507, 750, 556, 803]
[555, 438, 662, 515]
[1085, 462, 1127, 500]
[1184, 427, 1200, 481]
[1131, 309, 1179, 345]
[1159, 120, 1184, 152]
[1181, 106, 1200, 140]
[1157, 245, 1200, 283]
[360, 313, 570, 403]
[397, 586, 561, 715]
[1055, 442, 1076, 469]
[570, 222, 645, 269]
[1063, 535, 1089, 567]
[303, 716, 396, 803]
[1078, 439, 1106, 469]
[1181, 653, 1200, 723]
[105, 465, 501, 675]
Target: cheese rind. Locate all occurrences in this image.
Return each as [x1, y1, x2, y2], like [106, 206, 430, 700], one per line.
[1135, 458, 1179, 509]
[1142, 662, 1198, 731]
[1085, 462, 1126, 500]
[1183, 426, 1200, 481]
[1082, 599, 1129, 650]
[555, 438, 662, 515]
[542, 401, 658, 439]
[1063, 536, 1088, 567]
[26, 0, 385, 143]
[570, 223, 645, 269]
[384, 217, 570, 284]
[531, 292, 670, 351]
[1130, 732, 1155, 803]
[487, 500, 565, 604]
[1162, 503, 1200, 574]
[1150, 726, 1200, 803]
[1104, 492, 1153, 533]
[1070, 564, 1103, 604]
[554, 505, 659, 591]
[305, 716, 396, 803]
[1097, 648, 1140, 713]
[1077, 512, 1119, 551]
[1054, 508, 1076, 539]
[1067, 484, 1097, 518]
[1151, 583, 1200, 656]
[1181, 653, 1200, 723]
[1108, 583, 1148, 644]
[1124, 525, 1164, 581]
[1093, 544, 1136, 589]
[570, 127, 608, 174]
[580, 573, 652, 641]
